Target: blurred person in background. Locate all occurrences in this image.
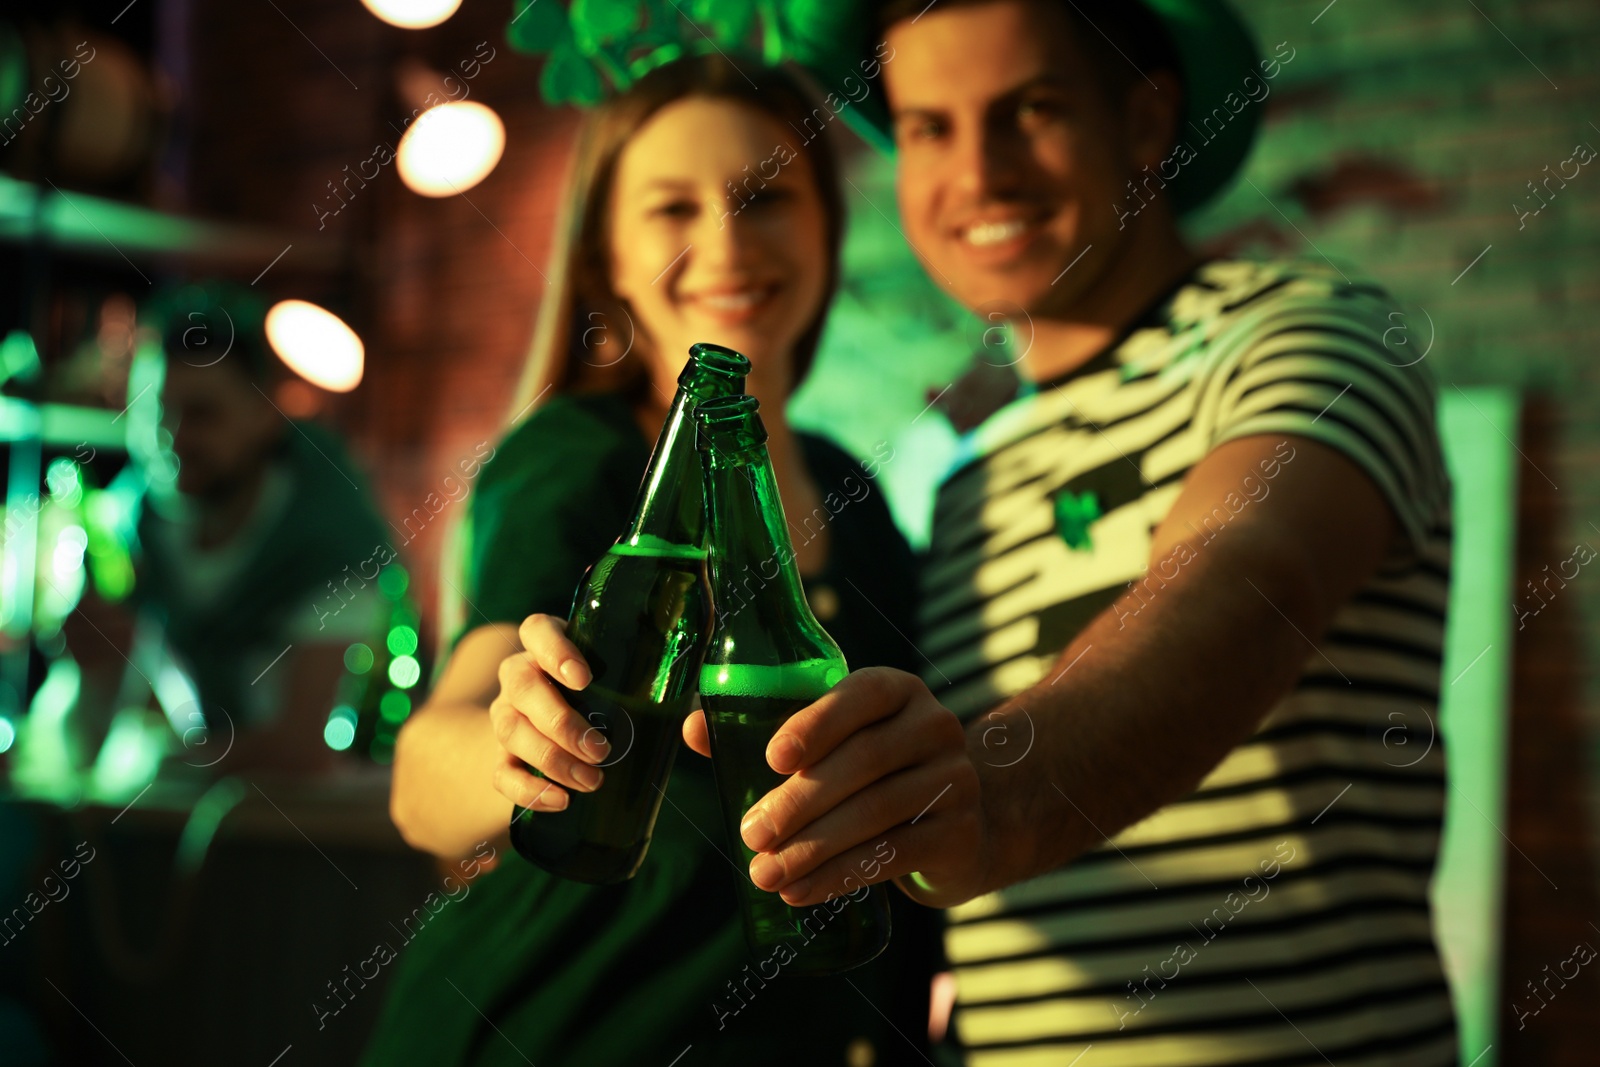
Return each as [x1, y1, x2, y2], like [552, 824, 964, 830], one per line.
[373, 55, 941, 1066]
[69, 283, 389, 777]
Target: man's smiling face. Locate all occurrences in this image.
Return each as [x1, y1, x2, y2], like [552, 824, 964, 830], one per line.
[885, 0, 1167, 318]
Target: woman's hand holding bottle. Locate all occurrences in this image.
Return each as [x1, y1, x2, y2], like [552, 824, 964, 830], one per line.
[488, 614, 606, 813]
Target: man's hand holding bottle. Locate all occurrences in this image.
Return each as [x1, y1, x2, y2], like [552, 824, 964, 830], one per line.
[681, 667, 996, 910]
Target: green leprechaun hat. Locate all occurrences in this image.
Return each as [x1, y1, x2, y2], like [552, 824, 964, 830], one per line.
[1136, 0, 1266, 212]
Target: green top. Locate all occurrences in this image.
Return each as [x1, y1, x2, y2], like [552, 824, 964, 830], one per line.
[361, 391, 938, 1066]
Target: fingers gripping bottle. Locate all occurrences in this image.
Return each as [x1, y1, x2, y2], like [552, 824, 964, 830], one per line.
[509, 343, 749, 883]
[695, 393, 892, 975]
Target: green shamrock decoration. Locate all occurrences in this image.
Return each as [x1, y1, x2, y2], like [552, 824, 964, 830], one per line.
[689, 0, 760, 53]
[1053, 489, 1103, 551]
[505, 0, 886, 136]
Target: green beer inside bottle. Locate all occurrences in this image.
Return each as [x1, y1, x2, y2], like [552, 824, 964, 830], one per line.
[508, 344, 747, 883]
[696, 394, 892, 976]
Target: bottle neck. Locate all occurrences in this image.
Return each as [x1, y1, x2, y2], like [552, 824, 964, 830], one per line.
[625, 384, 711, 553]
[703, 439, 833, 657]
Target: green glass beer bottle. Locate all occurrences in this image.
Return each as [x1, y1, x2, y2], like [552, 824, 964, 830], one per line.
[695, 393, 892, 976]
[509, 343, 749, 883]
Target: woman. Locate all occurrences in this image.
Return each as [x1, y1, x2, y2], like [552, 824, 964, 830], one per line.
[365, 56, 937, 1066]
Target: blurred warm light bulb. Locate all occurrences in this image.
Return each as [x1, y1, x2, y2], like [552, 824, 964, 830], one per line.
[359, 0, 462, 29]
[264, 300, 364, 393]
[396, 101, 505, 197]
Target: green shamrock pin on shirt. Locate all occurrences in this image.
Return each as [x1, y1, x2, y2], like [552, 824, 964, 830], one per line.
[1053, 489, 1103, 551]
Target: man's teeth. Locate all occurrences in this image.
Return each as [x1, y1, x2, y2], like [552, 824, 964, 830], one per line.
[700, 290, 762, 311]
[966, 220, 1028, 246]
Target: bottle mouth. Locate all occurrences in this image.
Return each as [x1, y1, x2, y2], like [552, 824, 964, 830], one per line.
[687, 342, 752, 381]
[695, 393, 766, 452]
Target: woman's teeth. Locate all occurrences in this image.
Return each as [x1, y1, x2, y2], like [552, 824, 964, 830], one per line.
[698, 290, 763, 311]
[965, 220, 1028, 246]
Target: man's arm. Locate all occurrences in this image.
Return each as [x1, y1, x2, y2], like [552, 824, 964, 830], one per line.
[713, 433, 1398, 909]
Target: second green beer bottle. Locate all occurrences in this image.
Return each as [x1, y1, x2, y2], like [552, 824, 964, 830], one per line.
[695, 393, 892, 976]
[508, 343, 748, 883]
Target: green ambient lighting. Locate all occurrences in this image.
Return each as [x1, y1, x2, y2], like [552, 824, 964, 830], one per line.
[386, 625, 418, 657]
[45, 458, 83, 507]
[343, 643, 374, 674]
[377, 565, 409, 599]
[0, 329, 41, 384]
[379, 690, 411, 724]
[324, 705, 358, 750]
[0, 715, 14, 754]
[1432, 388, 1519, 1067]
[84, 488, 136, 602]
[387, 655, 421, 689]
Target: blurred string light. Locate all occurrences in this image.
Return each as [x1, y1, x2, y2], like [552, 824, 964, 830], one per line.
[344, 642, 374, 674]
[377, 565, 408, 599]
[396, 101, 504, 197]
[360, 0, 462, 30]
[0, 715, 14, 754]
[386, 624, 418, 657]
[387, 654, 421, 690]
[379, 691, 410, 724]
[324, 704, 358, 751]
[326, 565, 419, 759]
[366, 566, 416, 762]
[263, 300, 364, 393]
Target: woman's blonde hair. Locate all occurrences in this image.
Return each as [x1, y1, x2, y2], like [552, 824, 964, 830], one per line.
[502, 54, 845, 430]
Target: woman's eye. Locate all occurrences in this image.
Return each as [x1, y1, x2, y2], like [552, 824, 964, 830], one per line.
[651, 200, 697, 220]
[740, 187, 793, 209]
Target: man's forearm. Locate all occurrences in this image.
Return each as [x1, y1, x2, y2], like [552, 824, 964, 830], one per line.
[969, 531, 1326, 893]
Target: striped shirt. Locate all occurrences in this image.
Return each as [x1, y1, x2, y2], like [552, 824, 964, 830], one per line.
[920, 258, 1456, 1067]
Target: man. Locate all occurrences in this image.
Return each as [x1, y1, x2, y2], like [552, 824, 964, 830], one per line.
[124, 284, 390, 775]
[711, 2, 1457, 1063]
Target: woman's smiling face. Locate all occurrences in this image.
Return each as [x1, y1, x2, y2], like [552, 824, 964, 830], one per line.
[607, 95, 829, 389]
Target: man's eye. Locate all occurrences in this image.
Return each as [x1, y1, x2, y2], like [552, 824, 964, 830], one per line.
[1018, 98, 1063, 124]
[898, 116, 947, 144]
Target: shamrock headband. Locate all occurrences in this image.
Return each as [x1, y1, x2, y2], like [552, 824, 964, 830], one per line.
[505, 0, 1263, 214]
[505, 0, 895, 151]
